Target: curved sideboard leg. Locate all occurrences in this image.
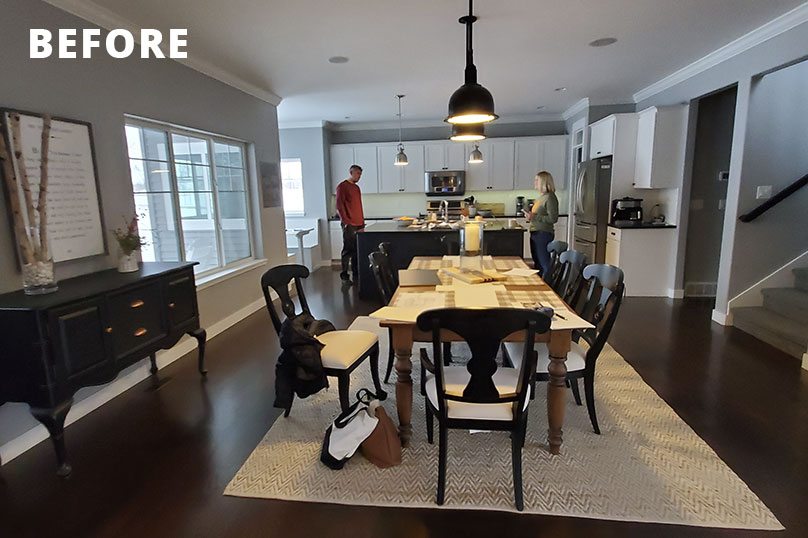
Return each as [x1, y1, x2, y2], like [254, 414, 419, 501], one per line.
[189, 328, 207, 376]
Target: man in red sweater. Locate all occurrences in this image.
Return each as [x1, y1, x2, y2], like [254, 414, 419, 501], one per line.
[335, 164, 365, 283]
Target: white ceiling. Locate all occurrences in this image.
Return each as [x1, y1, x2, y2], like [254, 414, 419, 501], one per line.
[65, 0, 805, 126]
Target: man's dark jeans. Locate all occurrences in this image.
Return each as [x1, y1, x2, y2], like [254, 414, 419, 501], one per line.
[340, 223, 363, 281]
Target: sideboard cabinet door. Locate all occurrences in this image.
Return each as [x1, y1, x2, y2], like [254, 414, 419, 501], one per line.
[166, 271, 198, 328]
[48, 299, 112, 384]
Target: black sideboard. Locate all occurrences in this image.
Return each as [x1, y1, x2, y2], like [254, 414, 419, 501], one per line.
[0, 262, 206, 475]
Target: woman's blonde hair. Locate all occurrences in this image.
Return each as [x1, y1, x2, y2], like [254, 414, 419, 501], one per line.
[535, 171, 556, 193]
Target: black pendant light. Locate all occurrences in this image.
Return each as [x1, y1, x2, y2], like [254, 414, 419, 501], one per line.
[445, 0, 498, 125]
[450, 123, 485, 141]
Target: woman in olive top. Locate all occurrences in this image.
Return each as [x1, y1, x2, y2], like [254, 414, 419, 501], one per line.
[522, 171, 559, 276]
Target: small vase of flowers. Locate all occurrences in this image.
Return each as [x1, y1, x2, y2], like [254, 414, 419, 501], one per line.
[112, 215, 146, 273]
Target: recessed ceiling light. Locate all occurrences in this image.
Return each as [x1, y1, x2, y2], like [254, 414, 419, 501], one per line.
[536, 106, 545, 110]
[328, 56, 349, 64]
[554, 87, 567, 92]
[344, 116, 351, 119]
[589, 37, 617, 47]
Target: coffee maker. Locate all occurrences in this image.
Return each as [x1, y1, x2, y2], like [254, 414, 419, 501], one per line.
[610, 197, 643, 226]
[515, 196, 525, 214]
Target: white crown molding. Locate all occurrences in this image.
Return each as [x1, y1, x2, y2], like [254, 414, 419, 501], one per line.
[43, 0, 282, 106]
[329, 113, 563, 132]
[633, 2, 808, 103]
[562, 98, 590, 121]
[278, 120, 327, 130]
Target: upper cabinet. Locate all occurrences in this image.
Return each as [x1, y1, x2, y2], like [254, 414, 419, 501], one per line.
[377, 143, 425, 193]
[514, 136, 567, 190]
[464, 139, 515, 191]
[633, 105, 688, 189]
[589, 115, 616, 158]
[425, 142, 466, 171]
[329, 144, 379, 194]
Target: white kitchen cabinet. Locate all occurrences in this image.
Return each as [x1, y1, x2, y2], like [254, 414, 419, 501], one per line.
[604, 225, 677, 297]
[329, 220, 343, 260]
[520, 216, 569, 259]
[589, 115, 616, 158]
[633, 105, 688, 189]
[329, 144, 379, 194]
[514, 136, 567, 190]
[466, 140, 517, 191]
[377, 143, 425, 193]
[464, 140, 490, 191]
[425, 141, 466, 171]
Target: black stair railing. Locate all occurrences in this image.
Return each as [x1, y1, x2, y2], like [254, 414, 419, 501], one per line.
[738, 172, 808, 223]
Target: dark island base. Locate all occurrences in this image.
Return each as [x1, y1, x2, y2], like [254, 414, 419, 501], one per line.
[356, 222, 525, 300]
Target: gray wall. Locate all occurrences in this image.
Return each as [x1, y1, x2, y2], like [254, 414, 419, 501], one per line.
[636, 18, 808, 314]
[279, 126, 330, 258]
[330, 121, 567, 144]
[683, 87, 736, 289]
[589, 104, 636, 124]
[0, 0, 286, 452]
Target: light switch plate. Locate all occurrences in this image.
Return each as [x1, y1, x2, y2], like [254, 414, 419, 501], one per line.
[718, 171, 729, 182]
[718, 199, 726, 210]
[756, 185, 772, 200]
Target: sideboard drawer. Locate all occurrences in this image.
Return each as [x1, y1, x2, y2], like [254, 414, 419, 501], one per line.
[108, 282, 167, 359]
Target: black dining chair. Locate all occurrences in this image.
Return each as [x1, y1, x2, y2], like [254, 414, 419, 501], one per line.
[261, 264, 387, 415]
[368, 250, 397, 383]
[503, 264, 625, 434]
[417, 308, 552, 511]
[545, 240, 568, 287]
[378, 241, 398, 287]
[551, 250, 588, 303]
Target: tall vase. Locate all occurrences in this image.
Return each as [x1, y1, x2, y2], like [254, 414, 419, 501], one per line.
[21, 227, 58, 295]
[118, 252, 140, 273]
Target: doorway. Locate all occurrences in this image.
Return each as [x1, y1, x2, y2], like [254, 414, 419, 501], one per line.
[683, 86, 737, 298]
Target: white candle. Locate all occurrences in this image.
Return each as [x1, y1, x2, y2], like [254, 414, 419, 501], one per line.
[464, 222, 481, 253]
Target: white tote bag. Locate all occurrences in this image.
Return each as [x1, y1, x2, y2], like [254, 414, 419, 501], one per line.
[320, 390, 380, 469]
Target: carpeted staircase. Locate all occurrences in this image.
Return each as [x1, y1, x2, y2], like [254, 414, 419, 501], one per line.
[732, 267, 808, 359]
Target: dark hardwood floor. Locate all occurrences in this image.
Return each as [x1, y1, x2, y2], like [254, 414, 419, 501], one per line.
[2, 266, 806, 538]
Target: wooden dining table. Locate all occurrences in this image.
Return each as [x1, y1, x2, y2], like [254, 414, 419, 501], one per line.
[376, 256, 592, 455]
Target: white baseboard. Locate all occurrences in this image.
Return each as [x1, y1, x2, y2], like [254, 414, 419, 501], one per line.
[711, 309, 733, 326]
[0, 296, 266, 465]
[802, 352, 808, 371]
[668, 288, 685, 299]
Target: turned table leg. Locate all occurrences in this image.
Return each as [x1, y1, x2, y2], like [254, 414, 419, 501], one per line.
[391, 325, 414, 447]
[547, 330, 570, 455]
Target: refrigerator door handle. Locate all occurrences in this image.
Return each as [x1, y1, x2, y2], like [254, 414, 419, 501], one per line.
[575, 167, 586, 214]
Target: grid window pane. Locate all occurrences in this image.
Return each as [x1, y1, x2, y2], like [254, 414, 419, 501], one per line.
[126, 121, 252, 273]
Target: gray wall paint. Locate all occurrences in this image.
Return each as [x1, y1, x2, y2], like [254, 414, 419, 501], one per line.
[636, 19, 808, 313]
[330, 121, 566, 144]
[589, 104, 636, 123]
[683, 87, 736, 288]
[0, 0, 286, 452]
[730, 60, 808, 297]
[279, 127, 330, 259]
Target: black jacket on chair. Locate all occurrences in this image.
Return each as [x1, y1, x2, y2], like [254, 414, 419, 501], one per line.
[274, 313, 335, 410]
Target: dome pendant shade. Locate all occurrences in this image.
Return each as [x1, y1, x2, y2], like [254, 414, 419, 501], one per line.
[450, 123, 485, 141]
[445, 1, 498, 125]
[394, 144, 408, 166]
[468, 144, 484, 164]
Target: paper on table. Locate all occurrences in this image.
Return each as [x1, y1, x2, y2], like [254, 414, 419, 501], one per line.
[442, 255, 494, 267]
[454, 286, 499, 308]
[436, 283, 505, 292]
[394, 292, 445, 309]
[549, 308, 594, 330]
[369, 306, 425, 322]
[503, 268, 540, 277]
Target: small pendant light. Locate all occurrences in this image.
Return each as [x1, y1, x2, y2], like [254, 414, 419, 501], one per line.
[468, 144, 484, 164]
[450, 123, 485, 141]
[394, 94, 408, 166]
[445, 0, 498, 125]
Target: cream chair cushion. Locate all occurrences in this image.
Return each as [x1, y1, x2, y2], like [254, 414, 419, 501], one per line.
[315, 330, 378, 370]
[425, 367, 530, 421]
[503, 341, 586, 373]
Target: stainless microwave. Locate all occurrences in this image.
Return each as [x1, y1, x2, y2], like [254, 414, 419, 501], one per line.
[425, 170, 465, 196]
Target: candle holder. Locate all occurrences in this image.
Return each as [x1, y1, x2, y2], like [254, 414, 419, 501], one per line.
[460, 221, 484, 270]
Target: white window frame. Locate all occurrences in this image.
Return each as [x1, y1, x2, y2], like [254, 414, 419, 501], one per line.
[280, 157, 305, 217]
[124, 116, 257, 280]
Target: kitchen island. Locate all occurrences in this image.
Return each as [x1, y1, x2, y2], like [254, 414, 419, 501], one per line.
[356, 221, 524, 300]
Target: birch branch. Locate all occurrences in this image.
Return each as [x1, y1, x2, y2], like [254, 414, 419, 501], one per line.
[0, 127, 35, 264]
[38, 115, 52, 261]
[10, 113, 41, 261]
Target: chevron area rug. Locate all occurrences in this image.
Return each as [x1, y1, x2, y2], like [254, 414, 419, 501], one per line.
[224, 317, 783, 530]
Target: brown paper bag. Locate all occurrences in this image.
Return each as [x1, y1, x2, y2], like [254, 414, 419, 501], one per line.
[360, 405, 402, 468]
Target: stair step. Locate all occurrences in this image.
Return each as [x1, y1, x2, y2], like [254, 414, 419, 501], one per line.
[795, 267, 808, 292]
[762, 287, 808, 323]
[732, 307, 808, 359]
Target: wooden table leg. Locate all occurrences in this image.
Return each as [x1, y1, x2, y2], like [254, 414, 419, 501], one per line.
[391, 325, 414, 447]
[547, 330, 570, 455]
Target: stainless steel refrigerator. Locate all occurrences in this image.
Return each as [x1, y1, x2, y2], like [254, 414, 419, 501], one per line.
[573, 157, 612, 264]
